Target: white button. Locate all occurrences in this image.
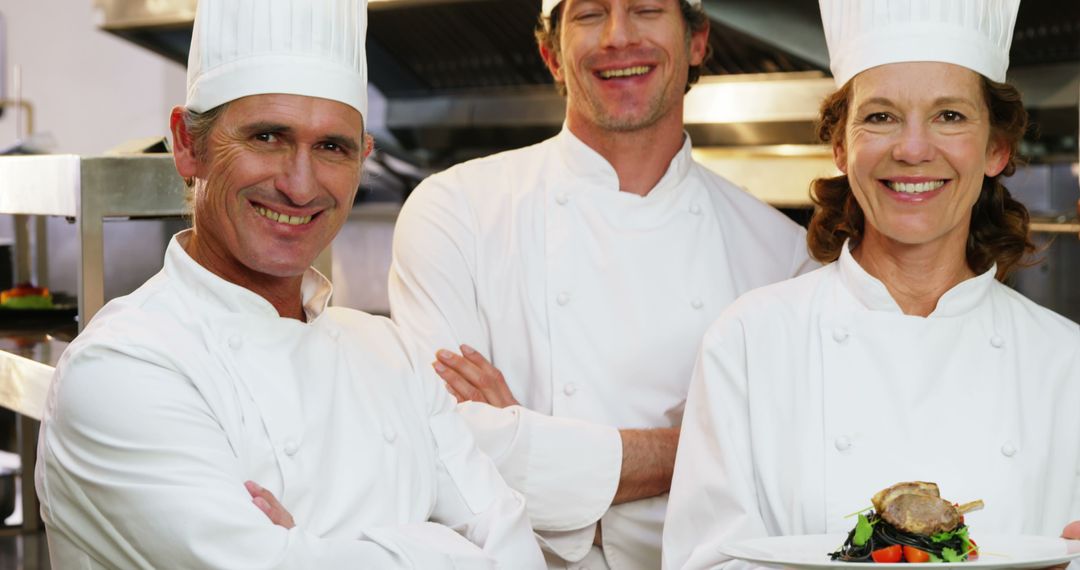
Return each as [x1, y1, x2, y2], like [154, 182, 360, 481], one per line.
[690, 298, 704, 310]
[556, 193, 569, 206]
[990, 335, 1005, 348]
[228, 336, 243, 350]
[832, 328, 849, 343]
[1000, 442, 1017, 457]
[689, 203, 702, 215]
[834, 436, 852, 451]
[556, 292, 571, 306]
[383, 425, 397, 444]
[563, 383, 577, 396]
[328, 328, 340, 340]
[283, 439, 299, 456]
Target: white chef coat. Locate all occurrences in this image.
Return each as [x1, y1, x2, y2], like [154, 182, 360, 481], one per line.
[388, 127, 815, 569]
[664, 243, 1080, 570]
[36, 230, 545, 570]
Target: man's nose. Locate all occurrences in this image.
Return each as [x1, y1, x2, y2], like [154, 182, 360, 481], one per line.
[891, 121, 935, 165]
[601, 8, 640, 49]
[274, 149, 320, 206]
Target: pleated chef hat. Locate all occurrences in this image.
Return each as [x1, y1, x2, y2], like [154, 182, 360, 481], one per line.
[819, 0, 1020, 86]
[542, 0, 701, 19]
[186, 0, 369, 117]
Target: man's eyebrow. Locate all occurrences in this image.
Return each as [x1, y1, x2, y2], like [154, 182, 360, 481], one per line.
[238, 122, 292, 137]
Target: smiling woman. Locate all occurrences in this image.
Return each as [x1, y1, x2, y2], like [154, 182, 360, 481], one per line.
[663, 2, 1080, 569]
[809, 67, 1033, 282]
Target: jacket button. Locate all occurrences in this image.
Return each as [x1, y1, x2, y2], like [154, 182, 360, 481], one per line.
[689, 203, 702, 215]
[990, 335, 1005, 348]
[555, 193, 569, 206]
[563, 383, 577, 396]
[690, 298, 704, 310]
[834, 436, 852, 451]
[556, 292, 571, 306]
[383, 425, 397, 444]
[283, 439, 299, 456]
[228, 336, 243, 350]
[1000, 442, 1017, 457]
[832, 328, 849, 343]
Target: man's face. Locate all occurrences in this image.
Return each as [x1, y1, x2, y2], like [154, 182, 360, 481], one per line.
[544, 0, 708, 133]
[174, 94, 366, 281]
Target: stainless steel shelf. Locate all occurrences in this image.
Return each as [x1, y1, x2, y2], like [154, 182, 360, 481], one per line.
[0, 154, 185, 535]
[0, 154, 188, 329]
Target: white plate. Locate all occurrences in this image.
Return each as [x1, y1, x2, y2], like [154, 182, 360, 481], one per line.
[718, 533, 1080, 569]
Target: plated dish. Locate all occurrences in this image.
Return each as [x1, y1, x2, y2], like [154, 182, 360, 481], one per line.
[718, 533, 1080, 569]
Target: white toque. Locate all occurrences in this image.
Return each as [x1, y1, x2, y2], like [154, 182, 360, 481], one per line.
[819, 0, 1021, 86]
[186, 0, 369, 117]
[542, 0, 701, 19]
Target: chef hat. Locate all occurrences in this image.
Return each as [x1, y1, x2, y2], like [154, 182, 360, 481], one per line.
[819, 0, 1020, 86]
[186, 0, 369, 117]
[542, 0, 701, 19]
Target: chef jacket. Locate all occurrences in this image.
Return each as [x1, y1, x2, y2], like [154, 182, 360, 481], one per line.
[36, 230, 545, 570]
[388, 127, 815, 569]
[663, 243, 1080, 570]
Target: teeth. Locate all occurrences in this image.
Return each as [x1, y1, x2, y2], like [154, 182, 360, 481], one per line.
[598, 66, 651, 79]
[887, 180, 946, 194]
[256, 206, 312, 226]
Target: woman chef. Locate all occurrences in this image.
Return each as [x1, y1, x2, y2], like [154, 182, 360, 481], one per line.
[662, 1, 1080, 568]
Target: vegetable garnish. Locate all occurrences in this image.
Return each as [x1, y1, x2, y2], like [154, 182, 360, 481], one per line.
[853, 514, 874, 547]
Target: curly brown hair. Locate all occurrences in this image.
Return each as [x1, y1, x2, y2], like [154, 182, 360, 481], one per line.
[534, 0, 711, 97]
[807, 76, 1035, 281]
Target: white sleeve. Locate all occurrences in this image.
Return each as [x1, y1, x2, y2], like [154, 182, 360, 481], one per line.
[35, 346, 501, 569]
[389, 178, 623, 559]
[419, 375, 547, 569]
[662, 320, 770, 570]
[455, 401, 621, 562]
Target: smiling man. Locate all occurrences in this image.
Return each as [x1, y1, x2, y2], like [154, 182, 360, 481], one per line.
[34, 0, 545, 568]
[387, 1, 816, 569]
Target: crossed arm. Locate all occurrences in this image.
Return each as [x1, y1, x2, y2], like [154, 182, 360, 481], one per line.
[432, 345, 679, 506]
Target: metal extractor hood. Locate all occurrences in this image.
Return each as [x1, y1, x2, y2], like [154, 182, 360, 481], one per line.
[94, 0, 1079, 168]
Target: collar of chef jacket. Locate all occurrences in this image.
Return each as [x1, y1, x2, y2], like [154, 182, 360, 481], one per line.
[169, 228, 333, 321]
[837, 239, 997, 317]
[555, 124, 695, 199]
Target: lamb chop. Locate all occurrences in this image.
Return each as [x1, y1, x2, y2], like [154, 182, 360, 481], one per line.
[872, 482, 984, 535]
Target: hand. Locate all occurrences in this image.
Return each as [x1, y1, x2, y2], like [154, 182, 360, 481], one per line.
[245, 480, 295, 529]
[1064, 520, 1080, 539]
[432, 344, 519, 408]
[1036, 521, 1080, 570]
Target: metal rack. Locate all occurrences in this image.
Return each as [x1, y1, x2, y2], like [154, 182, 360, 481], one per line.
[0, 154, 186, 534]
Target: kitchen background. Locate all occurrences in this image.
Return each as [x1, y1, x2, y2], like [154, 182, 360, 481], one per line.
[0, 1, 1077, 566]
[0, 0, 1077, 319]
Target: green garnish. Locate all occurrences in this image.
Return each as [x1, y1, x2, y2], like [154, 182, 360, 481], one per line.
[940, 547, 963, 562]
[853, 514, 873, 546]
